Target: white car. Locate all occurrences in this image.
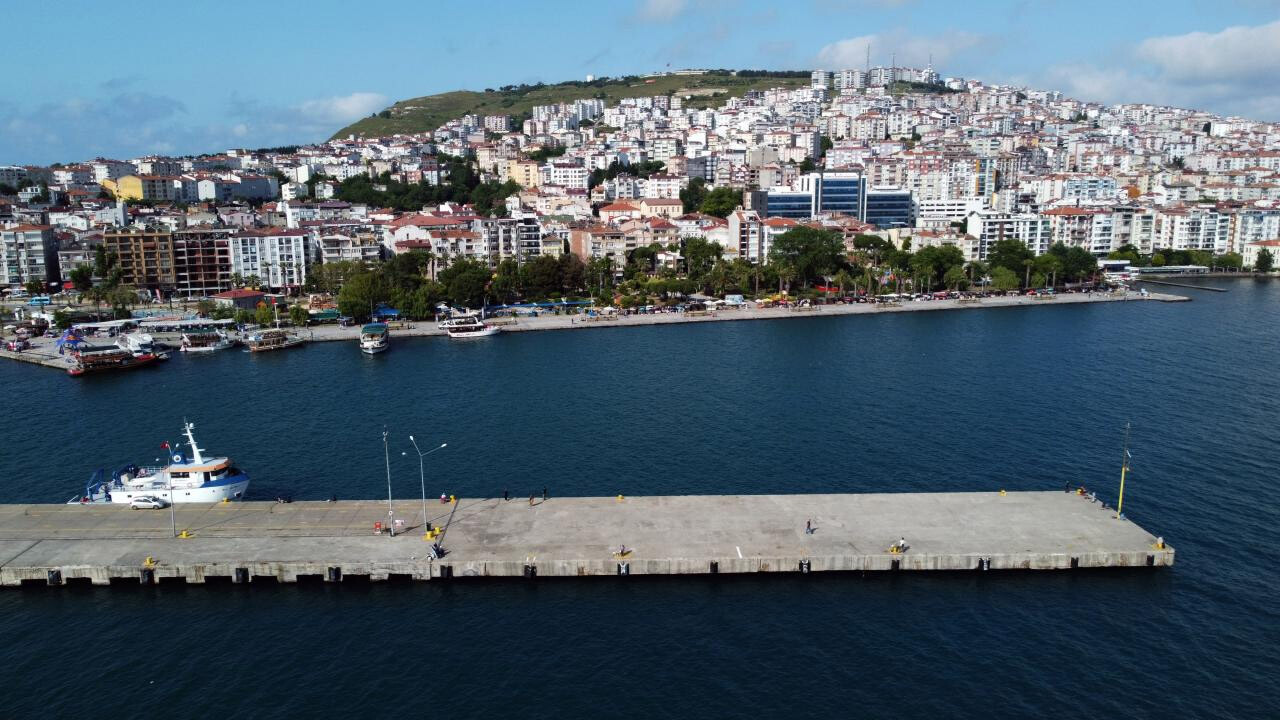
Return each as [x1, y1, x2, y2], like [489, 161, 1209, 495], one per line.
[129, 496, 169, 509]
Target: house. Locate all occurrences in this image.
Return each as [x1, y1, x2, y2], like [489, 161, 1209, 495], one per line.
[211, 288, 265, 310]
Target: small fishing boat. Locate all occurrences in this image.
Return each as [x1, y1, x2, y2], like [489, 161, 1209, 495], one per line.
[245, 329, 306, 352]
[359, 322, 390, 354]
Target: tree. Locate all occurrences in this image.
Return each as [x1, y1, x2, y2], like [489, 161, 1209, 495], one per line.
[288, 304, 310, 327]
[437, 258, 491, 308]
[682, 237, 721, 284]
[943, 265, 968, 290]
[1151, 252, 1166, 267]
[25, 280, 44, 295]
[196, 299, 216, 317]
[680, 177, 708, 213]
[93, 246, 117, 279]
[987, 239, 1034, 276]
[768, 226, 845, 288]
[52, 309, 73, 330]
[558, 253, 585, 295]
[521, 255, 561, 299]
[1256, 248, 1274, 273]
[991, 266, 1020, 291]
[1214, 252, 1243, 271]
[255, 301, 276, 327]
[337, 271, 392, 320]
[69, 264, 93, 292]
[699, 187, 741, 218]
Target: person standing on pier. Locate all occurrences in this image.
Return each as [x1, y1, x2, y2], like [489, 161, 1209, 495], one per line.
[806, 519, 812, 534]
[542, 487, 548, 501]
[503, 489, 509, 501]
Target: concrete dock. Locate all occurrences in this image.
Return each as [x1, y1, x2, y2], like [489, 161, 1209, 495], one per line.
[0, 491, 1173, 586]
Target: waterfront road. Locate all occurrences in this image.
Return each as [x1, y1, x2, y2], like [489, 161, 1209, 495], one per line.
[0, 491, 1173, 584]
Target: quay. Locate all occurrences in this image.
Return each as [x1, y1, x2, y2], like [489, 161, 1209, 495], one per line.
[0, 289, 1191, 371]
[0, 491, 1173, 586]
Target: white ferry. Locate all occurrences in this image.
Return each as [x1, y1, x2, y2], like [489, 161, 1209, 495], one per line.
[439, 315, 500, 339]
[359, 322, 390, 354]
[69, 422, 250, 505]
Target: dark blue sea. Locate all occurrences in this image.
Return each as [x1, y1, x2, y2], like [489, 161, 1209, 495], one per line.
[1, 280, 1276, 718]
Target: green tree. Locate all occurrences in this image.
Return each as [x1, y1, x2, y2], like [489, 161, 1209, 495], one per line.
[403, 281, 447, 319]
[337, 271, 392, 320]
[438, 258, 492, 308]
[69, 264, 93, 292]
[52, 309, 73, 330]
[680, 177, 708, 213]
[943, 265, 969, 290]
[768, 226, 845, 288]
[196, 299, 216, 317]
[288, 304, 310, 327]
[558, 253, 585, 295]
[254, 301, 276, 327]
[1256, 248, 1274, 273]
[682, 237, 721, 284]
[521, 255, 561, 299]
[1151, 252, 1166, 267]
[699, 187, 741, 218]
[25, 280, 44, 295]
[1214, 252, 1243, 270]
[991, 266, 1020, 291]
[987, 239, 1034, 276]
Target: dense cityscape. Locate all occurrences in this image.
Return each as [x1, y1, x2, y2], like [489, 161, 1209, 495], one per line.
[2, 63, 1278, 322]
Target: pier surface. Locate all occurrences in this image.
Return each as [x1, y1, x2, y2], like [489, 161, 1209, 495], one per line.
[0, 491, 1173, 586]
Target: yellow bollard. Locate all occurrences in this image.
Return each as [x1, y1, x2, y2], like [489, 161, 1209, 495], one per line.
[178, 530, 191, 539]
[999, 489, 1007, 496]
[450, 495, 456, 504]
[144, 556, 155, 567]
[616, 494, 624, 502]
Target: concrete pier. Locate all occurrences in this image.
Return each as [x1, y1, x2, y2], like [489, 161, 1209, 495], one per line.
[0, 492, 1172, 586]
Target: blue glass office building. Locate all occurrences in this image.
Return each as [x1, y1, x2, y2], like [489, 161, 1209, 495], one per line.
[864, 189, 913, 229]
[765, 191, 814, 219]
[816, 174, 864, 216]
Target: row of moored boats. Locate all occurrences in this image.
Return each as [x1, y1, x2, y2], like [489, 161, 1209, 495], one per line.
[64, 314, 500, 375]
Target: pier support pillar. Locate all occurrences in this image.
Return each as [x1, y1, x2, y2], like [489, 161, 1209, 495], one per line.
[233, 568, 250, 584]
[326, 566, 342, 583]
[46, 569, 62, 586]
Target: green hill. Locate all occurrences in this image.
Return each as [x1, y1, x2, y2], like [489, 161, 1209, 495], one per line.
[330, 71, 811, 140]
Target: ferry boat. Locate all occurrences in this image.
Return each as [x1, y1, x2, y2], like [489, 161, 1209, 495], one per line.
[359, 322, 390, 354]
[69, 421, 250, 505]
[440, 316, 500, 339]
[67, 346, 166, 376]
[245, 329, 306, 352]
[180, 329, 237, 353]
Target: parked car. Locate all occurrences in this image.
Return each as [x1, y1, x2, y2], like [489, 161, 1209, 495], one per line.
[130, 496, 169, 509]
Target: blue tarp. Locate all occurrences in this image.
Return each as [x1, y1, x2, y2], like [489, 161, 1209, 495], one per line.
[372, 305, 400, 318]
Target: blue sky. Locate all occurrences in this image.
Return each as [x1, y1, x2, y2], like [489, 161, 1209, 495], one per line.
[3, 0, 1280, 164]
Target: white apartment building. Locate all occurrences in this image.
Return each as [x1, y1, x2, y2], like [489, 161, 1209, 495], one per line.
[1155, 207, 1231, 253]
[230, 228, 310, 289]
[965, 211, 1053, 258]
[0, 224, 59, 287]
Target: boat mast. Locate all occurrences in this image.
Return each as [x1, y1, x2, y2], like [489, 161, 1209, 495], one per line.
[183, 420, 205, 464]
[1116, 422, 1131, 518]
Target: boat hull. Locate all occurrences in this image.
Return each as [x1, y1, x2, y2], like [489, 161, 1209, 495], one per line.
[447, 327, 500, 339]
[360, 343, 388, 354]
[68, 352, 165, 376]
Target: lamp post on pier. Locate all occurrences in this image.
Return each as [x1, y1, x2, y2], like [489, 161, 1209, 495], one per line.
[405, 436, 447, 535]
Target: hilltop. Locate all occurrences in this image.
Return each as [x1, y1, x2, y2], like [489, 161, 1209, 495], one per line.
[330, 71, 812, 140]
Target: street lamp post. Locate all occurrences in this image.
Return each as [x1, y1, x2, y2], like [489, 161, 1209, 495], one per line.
[383, 429, 394, 537]
[407, 436, 447, 534]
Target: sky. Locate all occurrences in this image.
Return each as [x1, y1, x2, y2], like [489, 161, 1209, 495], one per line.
[3, 0, 1280, 165]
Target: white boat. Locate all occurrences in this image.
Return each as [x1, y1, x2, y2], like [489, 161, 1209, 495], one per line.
[245, 329, 306, 352]
[69, 421, 250, 505]
[440, 316, 500, 339]
[117, 331, 158, 356]
[359, 322, 390, 354]
[180, 329, 237, 353]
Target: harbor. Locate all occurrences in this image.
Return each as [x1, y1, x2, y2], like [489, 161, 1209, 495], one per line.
[0, 491, 1172, 586]
[0, 288, 1189, 371]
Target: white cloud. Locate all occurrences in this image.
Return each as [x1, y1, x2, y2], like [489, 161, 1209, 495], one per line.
[296, 92, 389, 124]
[1136, 20, 1280, 83]
[814, 29, 982, 69]
[1034, 20, 1280, 121]
[635, 0, 687, 22]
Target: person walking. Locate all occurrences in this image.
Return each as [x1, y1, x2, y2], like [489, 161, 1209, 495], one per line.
[528, 494, 535, 506]
[805, 519, 812, 534]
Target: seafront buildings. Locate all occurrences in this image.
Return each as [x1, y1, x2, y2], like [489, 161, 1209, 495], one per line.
[4, 64, 1280, 295]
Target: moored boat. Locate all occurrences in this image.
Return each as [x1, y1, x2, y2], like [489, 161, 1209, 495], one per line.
[180, 329, 237, 353]
[69, 421, 250, 504]
[68, 347, 166, 376]
[359, 322, 390, 354]
[440, 316, 500, 339]
[245, 329, 306, 352]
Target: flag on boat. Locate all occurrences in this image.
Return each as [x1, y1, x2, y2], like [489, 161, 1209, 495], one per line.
[161, 441, 170, 450]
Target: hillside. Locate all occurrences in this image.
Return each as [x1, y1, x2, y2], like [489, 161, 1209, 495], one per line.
[330, 72, 811, 140]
